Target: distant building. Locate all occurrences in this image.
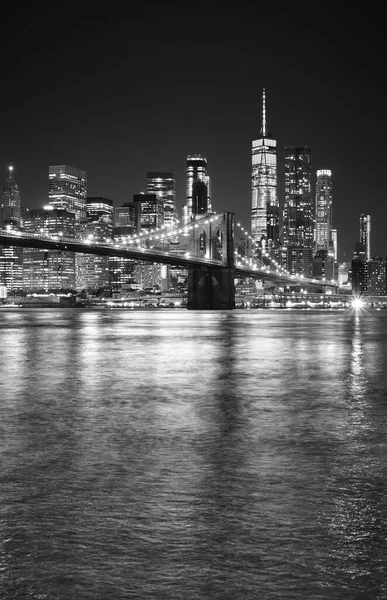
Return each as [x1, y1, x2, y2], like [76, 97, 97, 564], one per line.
[360, 213, 371, 262]
[367, 258, 386, 296]
[0, 167, 23, 291]
[283, 147, 313, 249]
[286, 246, 313, 278]
[49, 165, 87, 223]
[22, 207, 76, 291]
[133, 193, 164, 232]
[351, 241, 368, 295]
[183, 155, 211, 226]
[87, 197, 114, 226]
[0, 166, 21, 227]
[338, 261, 350, 286]
[252, 89, 278, 250]
[315, 170, 333, 253]
[283, 147, 313, 276]
[75, 197, 114, 291]
[114, 202, 140, 236]
[147, 172, 177, 233]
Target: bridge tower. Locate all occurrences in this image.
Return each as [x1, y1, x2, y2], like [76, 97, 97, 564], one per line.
[187, 212, 235, 310]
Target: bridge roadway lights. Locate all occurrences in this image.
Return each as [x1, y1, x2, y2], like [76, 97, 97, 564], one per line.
[187, 267, 236, 310]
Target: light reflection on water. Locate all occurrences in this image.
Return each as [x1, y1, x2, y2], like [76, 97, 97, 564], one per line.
[0, 308, 387, 599]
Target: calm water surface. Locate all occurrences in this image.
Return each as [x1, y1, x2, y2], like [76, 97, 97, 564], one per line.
[0, 308, 386, 599]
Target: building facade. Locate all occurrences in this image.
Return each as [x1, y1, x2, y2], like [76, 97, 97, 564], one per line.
[147, 172, 177, 233]
[22, 207, 76, 291]
[367, 258, 386, 296]
[1, 166, 21, 226]
[283, 147, 313, 248]
[315, 169, 333, 253]
[133, 193, 164, 232]
[251, 89, 278, 250]
[183, 155, 211, 226]
[0, 166, 23, 291]
[75, 197, 114, 291]
[360, 213, 371, 262]
[49, 165, 87, 223]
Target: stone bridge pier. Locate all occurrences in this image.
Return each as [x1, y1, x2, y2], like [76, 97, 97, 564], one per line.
[187, 212, 235, 310]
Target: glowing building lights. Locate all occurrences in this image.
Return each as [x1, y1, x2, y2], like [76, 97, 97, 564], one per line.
[183, 155, 211, 226]
[251, 89, 279, 250]
[48, 165, 87, 223]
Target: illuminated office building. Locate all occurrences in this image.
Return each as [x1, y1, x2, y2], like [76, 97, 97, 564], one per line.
[360, 213, 371, 262]
[49, 165, 87, 222]
[283, 147, 313, 248]
[315, 169, 333, 253]
[283, 147, 313, 276]
[367, 258, 386, 296]
[1, 166, 21, 226]
[114, 203, 140, 236]
[147, 172, 177, 233]
[183, 155, 211, 226]
[87, 197, 113, 226]
[75, 197, 114, 291]
[109, 202, 141, 293]
[133, 193, 164, 232]
[251, 89, 278, 249]
[0, 166, 23, 290]
[22, 207, 76, 291]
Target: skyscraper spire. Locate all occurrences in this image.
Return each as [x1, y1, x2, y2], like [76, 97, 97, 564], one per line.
[1, 164, 21, 226]
[6, 165, 15, 186]
[261, 88, 267, 137]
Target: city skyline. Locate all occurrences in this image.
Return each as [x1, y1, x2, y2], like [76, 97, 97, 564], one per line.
[1, 4, 386, 260]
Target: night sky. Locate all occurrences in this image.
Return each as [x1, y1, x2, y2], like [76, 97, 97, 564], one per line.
[0, 2, 385, 261]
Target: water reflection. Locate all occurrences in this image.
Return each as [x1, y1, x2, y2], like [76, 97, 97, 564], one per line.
[317, 314, 387, 597]
[349, 315, 368, 402]
[1, 309, 387, 599]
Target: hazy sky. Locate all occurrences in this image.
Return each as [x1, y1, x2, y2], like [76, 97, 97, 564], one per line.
[0, 2, 385, 260]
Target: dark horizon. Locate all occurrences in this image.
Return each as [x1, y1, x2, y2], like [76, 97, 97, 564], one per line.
[1, 2, 386, 261]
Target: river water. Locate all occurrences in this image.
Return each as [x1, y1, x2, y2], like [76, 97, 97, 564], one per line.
[0, 307, 386, 599]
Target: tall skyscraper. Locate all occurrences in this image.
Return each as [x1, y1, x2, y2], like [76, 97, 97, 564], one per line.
[283, 147, 313, 248]
[251, 89, 278, 249]
[282, 147, 313, 276]
[146, 172, 177, 232]
[0, 166, 21, 226]
[49, 165, 87, 222]
[22, 207, 76, 291]
[360, 213, 371, 261]
[183, 155, 211, 226]
[315, 169, 333, 253]
[75, 197, 114, 291]
[133, 193, 164, 232]
[87, 197, 114, 226]
[0, 166, 22, 290]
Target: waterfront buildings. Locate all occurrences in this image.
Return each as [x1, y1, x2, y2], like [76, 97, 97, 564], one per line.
[360, 213, 371, 262]
[0, 166, 23, 290]
[251, 89, 278, 250]
[313, 170, 335, 280]
[367, 258, 386, 296]
[183, 155, 211, 226]
[315, 170, 333, 253]
[147, 172, 177, 233]
[282, 147, 313, 276]
[48, 165, 87, 223]
[22, 207, 76, 290]
[76, 197, 114, 291]
[86, 196, 114, 226]
[0, 166, 21, 227]
[133, 193, 164, 232]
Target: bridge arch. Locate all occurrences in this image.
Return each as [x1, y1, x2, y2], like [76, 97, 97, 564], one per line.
[189, 212, 234, 267]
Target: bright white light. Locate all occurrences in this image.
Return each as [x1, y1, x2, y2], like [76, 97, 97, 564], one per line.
[351, 297, 365, 310]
